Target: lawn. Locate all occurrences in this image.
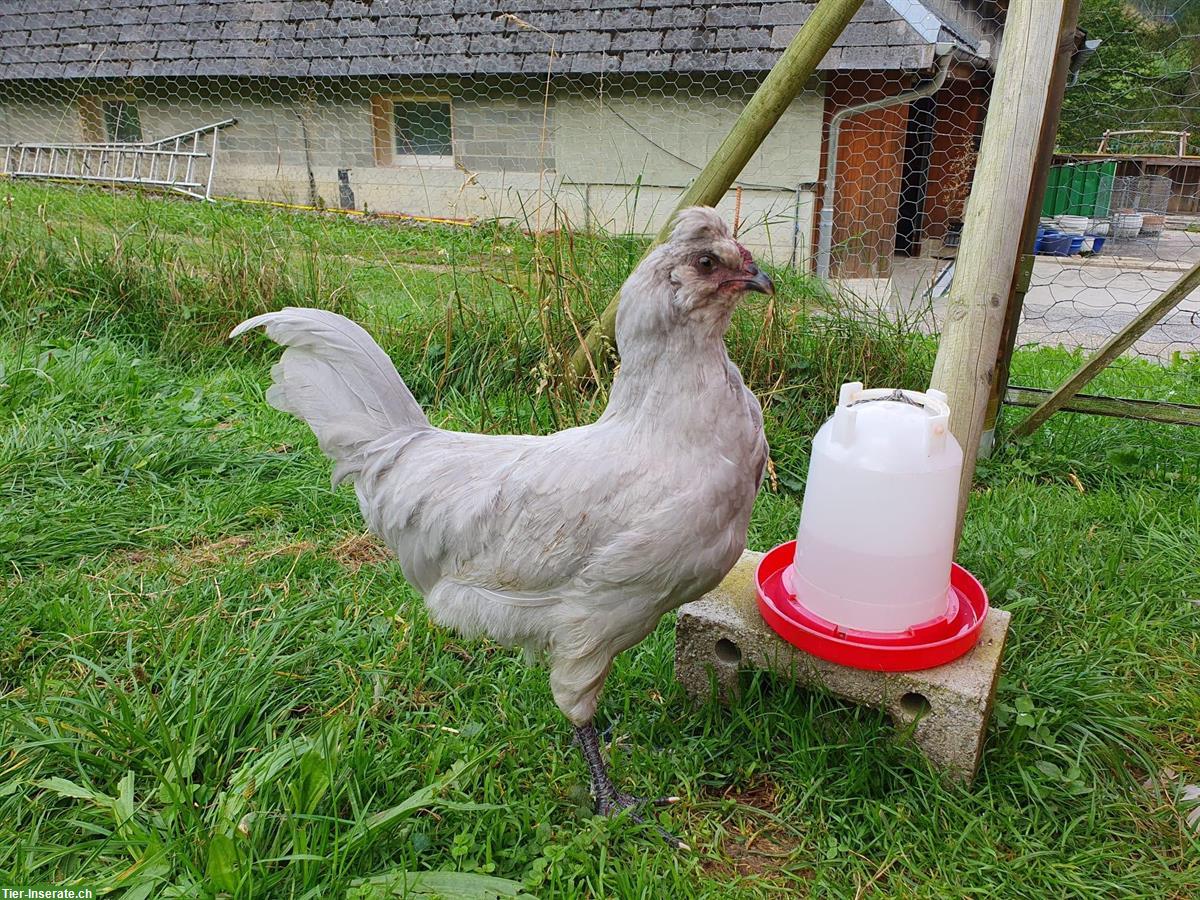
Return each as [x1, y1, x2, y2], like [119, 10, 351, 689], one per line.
[1, 184, 1198, 898]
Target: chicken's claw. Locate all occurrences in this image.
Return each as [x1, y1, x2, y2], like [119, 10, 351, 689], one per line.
[596, 791, 691, 851]
[575, 723, 691, 850]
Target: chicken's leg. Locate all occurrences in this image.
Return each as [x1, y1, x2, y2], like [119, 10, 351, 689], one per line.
[573, 722, 689, 850]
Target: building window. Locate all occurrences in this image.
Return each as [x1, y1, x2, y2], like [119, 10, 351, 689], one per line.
[371, 96, 454, 166]
[102, 100, 142, 143]
[394, 100, 451, 158]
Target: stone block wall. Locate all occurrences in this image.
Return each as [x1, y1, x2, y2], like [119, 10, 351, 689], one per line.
[0, 74, 823, 265]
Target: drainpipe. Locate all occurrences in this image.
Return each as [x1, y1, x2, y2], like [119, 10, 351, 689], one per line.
[816, 50, 954, 280]
[790, 181, 819, 268]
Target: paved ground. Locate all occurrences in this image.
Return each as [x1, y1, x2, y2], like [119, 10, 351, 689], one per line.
[837, 229, 1200, 361]
[1020, 248, 1200, 360]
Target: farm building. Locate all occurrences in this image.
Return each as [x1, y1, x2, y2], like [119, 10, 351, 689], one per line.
[0, 0, 1003, 274]
[1055, 131, 1200, 221]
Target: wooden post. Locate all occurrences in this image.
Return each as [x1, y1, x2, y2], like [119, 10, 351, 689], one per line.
[1003, 387, 1200, 428]
[569, 0, 868, 379]
[980, 0, 1083, 455]
[928, 0, 1065, 541]
[1009, 256, 1200, 439]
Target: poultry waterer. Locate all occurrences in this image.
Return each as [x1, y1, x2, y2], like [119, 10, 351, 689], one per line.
[755, 382, 989, 672]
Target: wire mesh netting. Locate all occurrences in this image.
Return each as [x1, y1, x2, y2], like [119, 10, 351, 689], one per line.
[1008, 0, 1200, 408]
[0, 0, 1196, 416]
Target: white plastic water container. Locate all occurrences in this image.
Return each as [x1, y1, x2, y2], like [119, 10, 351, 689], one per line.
[790, 382, 964, 633]
[1056, 215, 1090, 234]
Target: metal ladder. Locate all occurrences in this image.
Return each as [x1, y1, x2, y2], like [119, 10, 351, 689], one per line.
[1, 119, 238, 200]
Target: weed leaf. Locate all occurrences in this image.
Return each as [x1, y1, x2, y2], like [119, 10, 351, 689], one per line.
[37, 777, 112, 804]
[346, 869, 537, 899]
[206, 833, 242, 894]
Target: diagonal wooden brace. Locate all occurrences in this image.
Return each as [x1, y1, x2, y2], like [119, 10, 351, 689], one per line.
[1010, 256, 1200, 439]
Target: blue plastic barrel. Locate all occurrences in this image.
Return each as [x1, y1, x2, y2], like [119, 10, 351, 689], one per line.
[1036, 230, 1065, 255]
[1045, 233, 1074, 256]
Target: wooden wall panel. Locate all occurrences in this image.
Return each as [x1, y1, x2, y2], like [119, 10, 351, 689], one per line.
[923, 82, 987, 242]
[818, 71, 911, 278]
[370, 94, 393, 167]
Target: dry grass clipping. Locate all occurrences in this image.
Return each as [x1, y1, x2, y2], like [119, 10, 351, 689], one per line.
[329, 532, 393, 571]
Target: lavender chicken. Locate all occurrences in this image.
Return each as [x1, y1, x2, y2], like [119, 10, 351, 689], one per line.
[232, 207, 771, 847]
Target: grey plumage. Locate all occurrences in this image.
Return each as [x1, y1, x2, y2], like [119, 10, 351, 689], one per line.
[233, 207, 770, 830]
[229, 308, 427, 486]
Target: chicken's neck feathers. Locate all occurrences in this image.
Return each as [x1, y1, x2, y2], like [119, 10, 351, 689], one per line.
[605, 282, 746, 435]
[604, 340, 738, 424]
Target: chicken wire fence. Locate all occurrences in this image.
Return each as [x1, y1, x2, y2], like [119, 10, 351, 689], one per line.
[0, 0, 1196, 423]
[1004, 1, 1200, 419]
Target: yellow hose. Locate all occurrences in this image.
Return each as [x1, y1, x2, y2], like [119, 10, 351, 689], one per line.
[211, 194, 474, 227]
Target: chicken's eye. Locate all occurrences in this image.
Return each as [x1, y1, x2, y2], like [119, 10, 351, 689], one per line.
[697, 255, 714, 271]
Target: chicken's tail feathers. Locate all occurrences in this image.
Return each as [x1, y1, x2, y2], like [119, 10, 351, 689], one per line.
[232, 307, 429, 485]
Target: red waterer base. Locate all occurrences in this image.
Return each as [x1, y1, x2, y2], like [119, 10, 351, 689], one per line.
[755, 541, 989, 673]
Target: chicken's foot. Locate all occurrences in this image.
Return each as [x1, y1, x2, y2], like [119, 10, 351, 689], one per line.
[573, 722, 689, 851]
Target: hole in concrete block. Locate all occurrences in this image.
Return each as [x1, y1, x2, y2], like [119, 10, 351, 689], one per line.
[899, 691, 931, 719]
[714, 638, 742, 666]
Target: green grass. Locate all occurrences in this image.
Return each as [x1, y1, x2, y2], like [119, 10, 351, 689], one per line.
[1009, 343, 1200, 406]
[1, 183, 1198, 898]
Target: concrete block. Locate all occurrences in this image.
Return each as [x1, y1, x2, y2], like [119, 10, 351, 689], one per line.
[675, 550, 1010, 783]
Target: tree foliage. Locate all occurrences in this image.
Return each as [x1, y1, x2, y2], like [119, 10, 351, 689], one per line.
[1057, 0, 1197, 154]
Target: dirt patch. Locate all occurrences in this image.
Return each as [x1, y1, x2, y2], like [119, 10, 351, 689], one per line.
[107, 531, 392, 577]
[109, 535, 252, 572]
[167, 534, 320, 570]
[188, 535, 253, 565]
[329, 532, 393, 571]
[107, 534, 319, 575]
[702, 832, 804, 880]
[698, 777, 812, 882]
[712, 777, 781, 814]
[245, 539, 317, 565]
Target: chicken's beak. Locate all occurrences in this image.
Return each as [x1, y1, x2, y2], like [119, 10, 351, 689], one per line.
[743, 266, 775, 296]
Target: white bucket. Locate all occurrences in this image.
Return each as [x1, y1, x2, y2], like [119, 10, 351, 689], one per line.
[1113, 213, 1144, 239]
[1057, 215, 1089, 234]
[791, 383, 964, 633]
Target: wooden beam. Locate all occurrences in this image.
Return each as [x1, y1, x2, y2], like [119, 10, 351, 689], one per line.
[370, 95, 393, 167]
[78, 95, 105, 143]
[1009, 256, 1200, 439]
[928, 0, 1065, 543]
[1004, 387, 1200, 427]
[981, 0, 1083, 455]
[569, 0, 868, 379]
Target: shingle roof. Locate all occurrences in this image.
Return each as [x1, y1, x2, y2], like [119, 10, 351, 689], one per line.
[0, 0, 984, 81]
